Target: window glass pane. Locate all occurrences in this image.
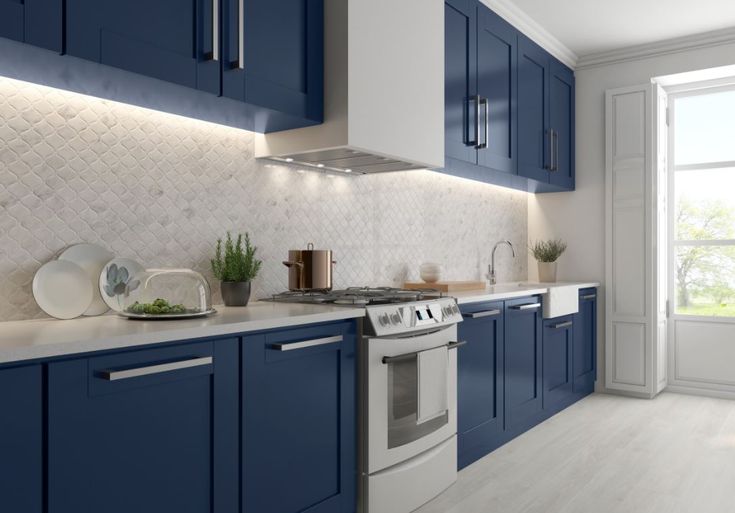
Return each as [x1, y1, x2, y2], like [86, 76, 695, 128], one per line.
[675, 246, 735, 317]
[675, 90, 735, 166]
[675, 167, 735, 241]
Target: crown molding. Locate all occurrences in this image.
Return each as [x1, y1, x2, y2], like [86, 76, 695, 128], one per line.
[479, 0, 578, 69]
[577, 26, 735, 70]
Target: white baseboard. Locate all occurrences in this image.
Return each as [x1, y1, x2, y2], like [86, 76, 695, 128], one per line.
[665, 384, 735, 401]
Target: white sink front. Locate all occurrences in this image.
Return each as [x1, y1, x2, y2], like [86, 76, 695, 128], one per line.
[542, 285, 579, 318]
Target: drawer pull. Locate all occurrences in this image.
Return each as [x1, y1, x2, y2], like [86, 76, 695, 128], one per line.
[382, 341, 466, 365]
[511, 303, 541, 311]
[272, 335, 342, 351]
[463, 309, 501, 319]
[581, 294, 596, 300]
[101, 356, 213, 381]
[552, 321, 573, 329]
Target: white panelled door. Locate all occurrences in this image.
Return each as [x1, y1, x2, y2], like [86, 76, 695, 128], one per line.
[604, 83, 667, 398]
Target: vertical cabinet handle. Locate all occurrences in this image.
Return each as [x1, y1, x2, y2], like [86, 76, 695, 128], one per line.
[477, 97, 489, 149]
[472, 95, 482, 148]
[213, 0, 220, 61]
[237, 0, 244, 69]
[553, 129, 559, 171]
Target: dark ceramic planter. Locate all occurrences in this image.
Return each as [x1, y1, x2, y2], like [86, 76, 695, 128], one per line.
[221, 281, 252, 307]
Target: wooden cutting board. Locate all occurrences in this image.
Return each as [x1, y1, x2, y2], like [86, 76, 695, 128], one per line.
[403, 281, 486, 292]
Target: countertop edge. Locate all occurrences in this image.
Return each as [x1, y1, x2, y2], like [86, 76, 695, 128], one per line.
[454, 282, 600, 305]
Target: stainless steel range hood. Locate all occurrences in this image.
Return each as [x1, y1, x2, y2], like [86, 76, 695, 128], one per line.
[255, 0, 444, 175]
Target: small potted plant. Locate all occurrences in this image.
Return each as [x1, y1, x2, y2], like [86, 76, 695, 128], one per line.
[530, 239, 567, 283]
[211, 232, 262, 306]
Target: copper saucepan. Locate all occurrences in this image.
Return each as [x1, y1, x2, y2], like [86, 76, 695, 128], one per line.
[282, 243, 336, 291]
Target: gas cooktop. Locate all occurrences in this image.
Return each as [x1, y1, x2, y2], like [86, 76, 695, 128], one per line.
[267, 287, 443, 306]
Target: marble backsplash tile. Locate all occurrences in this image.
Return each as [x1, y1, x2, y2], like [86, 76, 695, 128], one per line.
[0, 76, 528, 321]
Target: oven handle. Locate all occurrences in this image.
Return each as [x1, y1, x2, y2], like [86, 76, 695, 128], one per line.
[381, 340, 466, 365]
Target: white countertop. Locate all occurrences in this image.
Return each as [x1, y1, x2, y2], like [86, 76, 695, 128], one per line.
[0, 302, 365, 365]
[451, 282, 600, 305]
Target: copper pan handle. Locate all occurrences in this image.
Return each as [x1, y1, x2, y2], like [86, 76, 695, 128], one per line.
[282, 261, 304, 268]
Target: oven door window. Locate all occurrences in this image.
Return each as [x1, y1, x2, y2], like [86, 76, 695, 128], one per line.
[387, 358, 448, 449]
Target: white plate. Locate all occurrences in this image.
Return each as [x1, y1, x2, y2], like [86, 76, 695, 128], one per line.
[58, 243, 114, 316]
[33, 260, 93, 320]
[99, 258, 145, 312]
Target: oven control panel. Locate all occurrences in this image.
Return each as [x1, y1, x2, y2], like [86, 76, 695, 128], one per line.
[365, 298, 463, 337]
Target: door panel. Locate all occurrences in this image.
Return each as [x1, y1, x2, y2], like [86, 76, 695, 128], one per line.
[476, 6, 516, 174]
[445, 0, 477, 164]
[458, 302, 504, 469]
[504, 297, 543, 431]
[549, 60, 575, 189]
[0, 0, 62, 51]
[543, 316, 574, 409]
[517, 35, 548, 183]
[0, 365, 42, 513]
[574, 290, 597, 393]
[48, 340, 239, 513]
[66, 0, 219, 94]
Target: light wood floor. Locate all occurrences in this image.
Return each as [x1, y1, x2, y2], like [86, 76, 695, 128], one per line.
[416, 392, 735, 513]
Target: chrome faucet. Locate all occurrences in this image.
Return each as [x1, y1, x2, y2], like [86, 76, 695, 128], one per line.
[488, 240, 516, 285]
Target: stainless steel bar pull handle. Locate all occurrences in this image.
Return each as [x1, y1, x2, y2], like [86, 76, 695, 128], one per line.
[381, 341, 467, 365]
[553, 129, 559, 171]
[212, 0, 220, 61]
[469, 95, 481, 148]
[548, 129, 556, 171]
[581, 294, 596, 300]
[237, 0, 244, 69]
[552, 321, 573, 329]
[101, 356, 213, 381]
[463, 309, 501, 319]
[272, 335, 343, 351]
[511, 303, 541, 310]
[477, 97, 489, 149]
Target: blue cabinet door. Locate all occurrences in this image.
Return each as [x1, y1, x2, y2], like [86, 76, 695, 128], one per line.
[65, 0, 220, 94]
[0, 365, 42, 513]
[543, 315, 574, 411]
[574, 288, 597, 394]
[48, 339, 239, 513]
[243, 321, 356, 513]
[222, 0, 324, 132]
[476, 5, 516, 174]
[504, 297, 543, 431]
[445, 0, 477, 165]
[517, 34, 549, 183]
[457, 302, 504, 469]
[0, 0, 62, 51]
[549, 59, 575, 189]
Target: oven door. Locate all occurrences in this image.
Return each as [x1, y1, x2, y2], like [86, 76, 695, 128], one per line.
[365, 325, 458, 474]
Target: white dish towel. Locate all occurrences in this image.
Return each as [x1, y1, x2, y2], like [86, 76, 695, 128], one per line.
[416, 345, 448, 424]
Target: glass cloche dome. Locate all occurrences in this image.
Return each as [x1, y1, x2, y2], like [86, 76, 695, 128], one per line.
[119, 269, 214, 319]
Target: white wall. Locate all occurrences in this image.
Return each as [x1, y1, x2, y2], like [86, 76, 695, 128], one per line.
[528, 41, 735, 391]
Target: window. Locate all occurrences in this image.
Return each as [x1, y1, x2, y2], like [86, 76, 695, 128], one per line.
[672, 88, 735, 317]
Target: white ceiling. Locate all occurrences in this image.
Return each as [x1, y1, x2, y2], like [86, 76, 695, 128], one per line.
[510, 0, 735, 57]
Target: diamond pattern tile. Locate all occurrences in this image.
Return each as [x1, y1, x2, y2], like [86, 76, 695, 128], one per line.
[0, 76, 528, 321]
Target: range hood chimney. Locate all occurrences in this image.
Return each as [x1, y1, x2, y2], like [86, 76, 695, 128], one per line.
[255, 0, 444, 175]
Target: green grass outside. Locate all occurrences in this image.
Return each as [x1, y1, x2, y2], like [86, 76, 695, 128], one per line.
[677, 303, 735, 317]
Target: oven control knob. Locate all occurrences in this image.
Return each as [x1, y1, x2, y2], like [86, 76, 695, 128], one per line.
[450, 304, 460, 315]
[390, 313, 401, 325]
[442, 306, 451, 317]
[378, 313, 390, 326]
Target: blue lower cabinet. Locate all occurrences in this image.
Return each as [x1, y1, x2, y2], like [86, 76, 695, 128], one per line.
[542, 315, 574, 412]
[0, 0, 62, 52]
[457, 302, 504, 469]
[48, 339, 239, 513]
[243, 321, 356, 513]
[0, 365, 43, 513]
[573, 289, 597, 395]
[504, 297, 543, 432]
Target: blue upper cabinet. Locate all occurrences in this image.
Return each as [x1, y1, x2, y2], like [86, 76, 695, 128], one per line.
[0, 0, 62, 52]
[444, 0, 477, 165]
[242, 321, 356, 513]
[574, 288, 597, 394]
[542, 315, 574, 412]
[47, 339, 239, 513]
[504, 297, 543, 432]
[65, 0, 220, 94]
[0, 365, 43, 513]
[517, 34, 576, 191]
[222, 0, 324, 132]
[457, 302, 504, 469]
[476, 5, 516, 174]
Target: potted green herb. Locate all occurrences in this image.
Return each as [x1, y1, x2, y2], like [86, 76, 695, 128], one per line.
[211, 232, 262, 306]
[530, 239, 567, 282]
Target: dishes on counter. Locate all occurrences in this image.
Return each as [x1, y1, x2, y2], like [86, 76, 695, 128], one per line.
[32, 260, 94, 320]
[419, 262, 442, 283]
[99, 258, 145, 312]
[58, 243, 114, 316]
